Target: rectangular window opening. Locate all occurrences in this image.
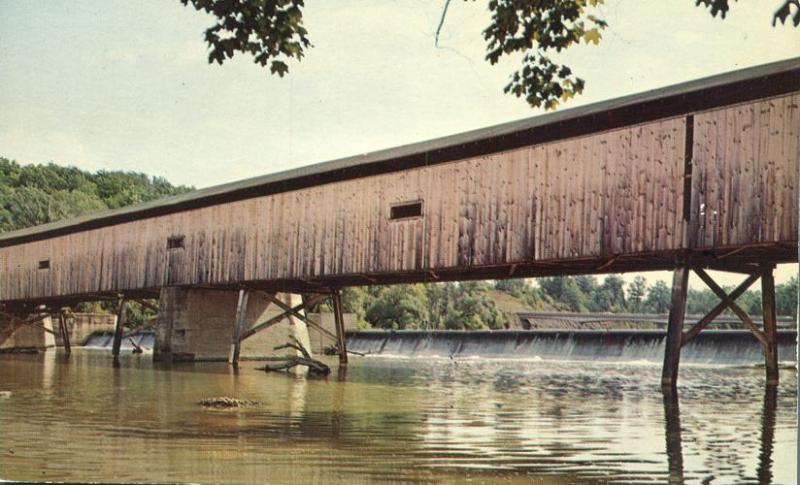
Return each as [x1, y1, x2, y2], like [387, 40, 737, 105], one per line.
[167, 235, 185, 250]
[38, 259, 50, 270]
[390, 201, 423, 220]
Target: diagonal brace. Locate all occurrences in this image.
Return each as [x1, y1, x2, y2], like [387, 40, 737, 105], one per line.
[693, 268, 767, 347]
[681, 272, 760, 347]
[240, 294, 311, 341]
[241, 293, 330, 341]
[133, 298, 159, 313]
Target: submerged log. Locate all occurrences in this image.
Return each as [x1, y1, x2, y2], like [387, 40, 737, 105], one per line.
[323, 345, 369, 357]
[259, 336, 331, 376]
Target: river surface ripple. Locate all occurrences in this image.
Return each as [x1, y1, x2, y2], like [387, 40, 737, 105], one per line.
[0, 351, 796, 484]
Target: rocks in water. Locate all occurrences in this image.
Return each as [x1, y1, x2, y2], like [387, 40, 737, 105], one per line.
[197, 396, 259, 408]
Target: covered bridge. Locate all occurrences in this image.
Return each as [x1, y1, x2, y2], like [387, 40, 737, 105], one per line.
[1, 58, 798, 385]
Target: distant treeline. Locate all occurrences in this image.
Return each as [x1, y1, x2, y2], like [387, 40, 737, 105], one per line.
[0, 157, 192, 232]
[334, 274, 797, 330]
[1, 156, 796, 330]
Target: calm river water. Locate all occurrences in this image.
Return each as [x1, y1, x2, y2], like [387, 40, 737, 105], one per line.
[0, 350, 796, 484]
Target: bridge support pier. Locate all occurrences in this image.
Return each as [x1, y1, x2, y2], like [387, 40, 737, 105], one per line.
[661, 263, 780, 388]
[332, 290, 348, 365]
[661, 267, 689, 389]
[154, 288, 311, 363]
[0, 312, 56, 352]
[760, 264, 779, 386]
[112, 298, 127, 366]
[228, 289, 250, 366]
[58, 311, 71, 356]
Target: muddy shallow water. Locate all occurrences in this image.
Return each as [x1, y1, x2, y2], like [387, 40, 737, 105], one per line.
[0, 350, 796, 484]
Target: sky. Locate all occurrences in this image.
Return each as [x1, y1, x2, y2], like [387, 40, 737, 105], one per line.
[0, 0, 798, 287]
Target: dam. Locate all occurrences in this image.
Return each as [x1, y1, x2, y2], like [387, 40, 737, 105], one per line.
[345, 329, 798, 366]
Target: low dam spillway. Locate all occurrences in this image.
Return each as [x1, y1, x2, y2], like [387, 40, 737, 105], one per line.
[346, 329, 798, 366]
[82, 330, 155, 350]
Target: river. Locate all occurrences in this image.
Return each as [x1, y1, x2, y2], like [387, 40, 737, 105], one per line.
[0, 348, 796, 484]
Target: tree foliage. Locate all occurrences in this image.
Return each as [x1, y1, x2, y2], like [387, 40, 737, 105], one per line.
[479, 0, 607, 109]
[0, 157, 193, 233]
[182, 0, 310, 76]
[337, 273, 797, 330]
[181, 0, 798, 110]
[627, 276, 648, 313]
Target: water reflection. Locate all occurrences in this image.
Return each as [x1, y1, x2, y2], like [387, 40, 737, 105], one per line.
[756, 385, 778, 484]
[662, 384, 780, 485]
[663, 387, 684, 484]
[0, 351, 795, 484]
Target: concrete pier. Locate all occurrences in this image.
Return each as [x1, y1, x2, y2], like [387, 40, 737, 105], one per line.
[153, 288, 311, 362]
[0, 314, 55, 352]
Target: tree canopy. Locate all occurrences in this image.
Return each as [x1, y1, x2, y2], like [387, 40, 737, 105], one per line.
[0, 157, 193, 233]
[332, 274, 797, 330]
[182, 0, 799, 109]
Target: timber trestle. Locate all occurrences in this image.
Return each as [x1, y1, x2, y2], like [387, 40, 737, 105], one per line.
[227, 288, 349, 367]
[662, 262, 781, 388]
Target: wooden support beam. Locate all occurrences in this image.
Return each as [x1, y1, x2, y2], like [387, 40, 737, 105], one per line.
[695, 261, 761, 275]
[112, 298, 127, 365]
[694, 268, 767, 347]
[261, 293, 339, 342]
[59, 312, 71, 356]
[681, 273, 760, 346]
[760, 264, 779, 385]
[662, 267, 689, 388]
[228, 290, 250, 365]
[240, 293, 325, 341]
[133, 298, 159, 313]
[332, 290, 348, 365]
[596, 256, 618, 272]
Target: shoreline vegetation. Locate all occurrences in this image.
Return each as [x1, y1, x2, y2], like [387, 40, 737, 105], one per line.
[2, 157, 796, 331]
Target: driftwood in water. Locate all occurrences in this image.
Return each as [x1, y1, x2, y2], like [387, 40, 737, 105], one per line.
[322, 345, 369, 357]
[259, 336, 331, 376]
[128, 337, 143, 354]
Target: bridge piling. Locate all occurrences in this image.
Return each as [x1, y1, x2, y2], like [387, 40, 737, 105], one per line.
[760, 264, 779, 385]
[332, 290, 348, 365]
[111, 298, 127, 366]
[58, 311, 71, 356]
[661, 267, 689, 388]
[228, 289, 250, 366]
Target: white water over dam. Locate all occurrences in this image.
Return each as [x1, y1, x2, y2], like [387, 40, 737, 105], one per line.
[346, 330, 798, 366]
[81, 328, 798, 367]
[82, 330, 155, 351]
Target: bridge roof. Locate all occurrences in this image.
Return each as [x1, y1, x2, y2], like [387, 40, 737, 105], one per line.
[2, 57, 799, 247]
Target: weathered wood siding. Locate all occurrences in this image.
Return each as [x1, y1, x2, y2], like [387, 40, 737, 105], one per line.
[1, 94, 797, 301]
[692, 93, 800, 249]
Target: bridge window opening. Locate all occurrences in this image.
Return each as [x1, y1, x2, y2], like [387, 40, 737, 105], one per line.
[390, 201, 423, 220]
[38, 259, 50, 270]
[167, 235, 185, 250]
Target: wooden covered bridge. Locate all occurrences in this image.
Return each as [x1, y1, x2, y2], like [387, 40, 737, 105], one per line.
[1, 59, 798, 386]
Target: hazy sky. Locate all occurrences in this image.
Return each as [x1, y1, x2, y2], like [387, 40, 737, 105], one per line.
[0, 0, 798, 286]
